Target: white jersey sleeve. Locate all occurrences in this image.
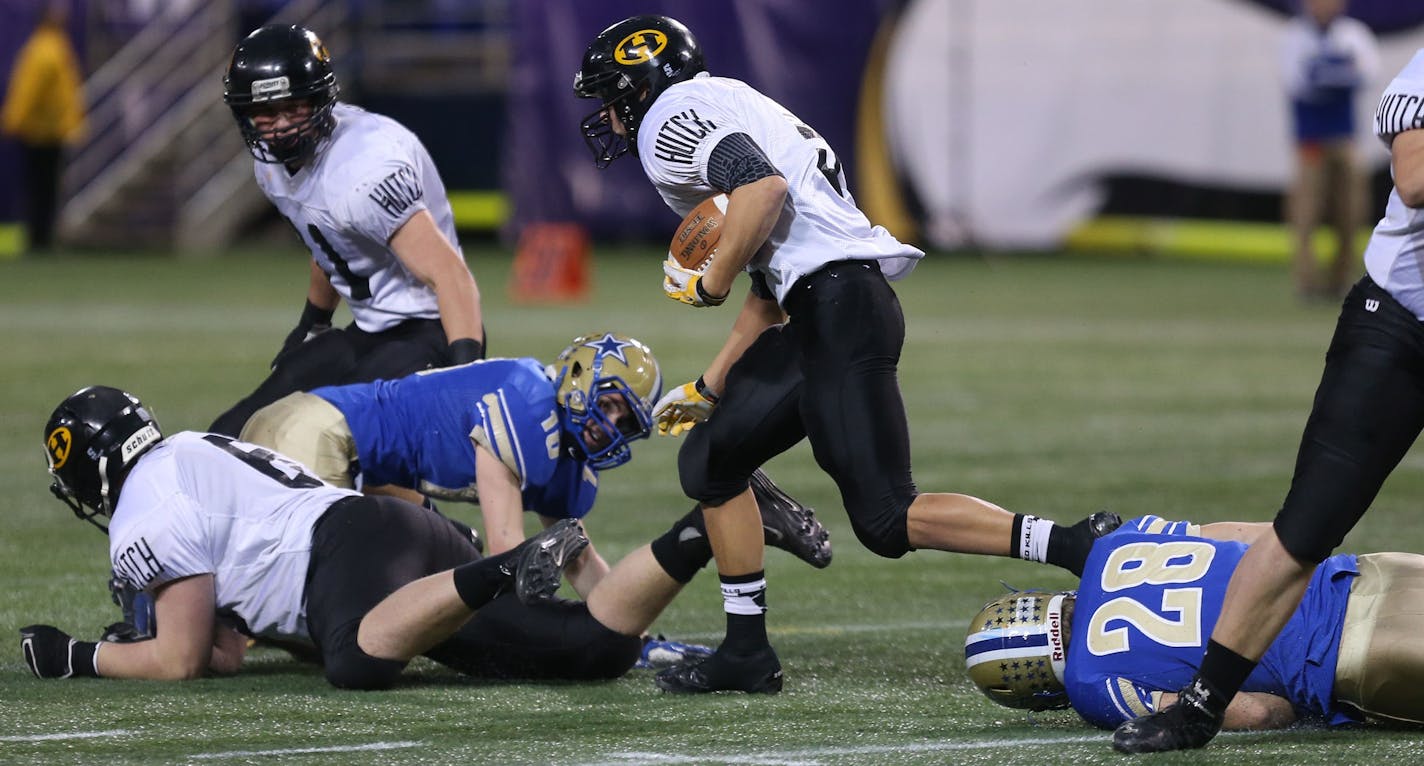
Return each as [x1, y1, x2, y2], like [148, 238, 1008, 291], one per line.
[636, 74, 923, 304]
[253, 104, 462, 332]
[108, 432, 359, 643]
[1373, 49, 1424, 146]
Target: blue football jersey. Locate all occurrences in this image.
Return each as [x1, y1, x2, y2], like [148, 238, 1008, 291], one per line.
[313, 358, 599, 519]
[1065, 516, 1358, 729]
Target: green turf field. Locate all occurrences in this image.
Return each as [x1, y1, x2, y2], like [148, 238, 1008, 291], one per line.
[2, 247, 1421, 765]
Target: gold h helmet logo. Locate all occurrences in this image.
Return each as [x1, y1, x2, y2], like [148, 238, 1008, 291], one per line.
[615, 29, 668, 65]
[309, 34, 330, 63]
[47, 426, 72, 469]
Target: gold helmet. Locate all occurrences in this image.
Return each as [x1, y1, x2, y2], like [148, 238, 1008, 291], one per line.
[964, 590, 1075, 711]
[550, 332, 662, 469]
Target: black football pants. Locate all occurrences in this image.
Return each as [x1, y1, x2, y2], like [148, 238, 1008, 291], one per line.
[679, 260, 919, 558]
[1275, 276, 1424, 563]
[305, 496, 640, 690]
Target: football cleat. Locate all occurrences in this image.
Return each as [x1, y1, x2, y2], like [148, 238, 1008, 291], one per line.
[750, 469, 832, 569]
[635, 634, 715, 670]
[500, 519, 589, 604]
[654, 645, 783, 694]
[1112, 678, 1226, 753]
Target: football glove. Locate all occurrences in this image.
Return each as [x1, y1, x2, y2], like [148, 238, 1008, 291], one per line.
[653, 377, 719, 436]
[20, 625, 99, 679]
[271, 299, 335, 369]
[663, 258, 727, 308]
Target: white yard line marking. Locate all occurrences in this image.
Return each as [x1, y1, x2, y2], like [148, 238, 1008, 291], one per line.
[0, 730, 132, 743]
[580, 735, 1107, 766]
[189, 741, 422, 759]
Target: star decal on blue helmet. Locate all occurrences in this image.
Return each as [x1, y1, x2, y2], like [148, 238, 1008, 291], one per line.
[583, 333, 631, 364]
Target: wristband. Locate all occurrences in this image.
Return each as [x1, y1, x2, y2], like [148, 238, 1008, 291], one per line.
[695, 277, 728, 307]
[446, 338, 485, 366]
[299, 299, 336, 329]
[694, 376, 720, 404]
[74, 640, 100, 678]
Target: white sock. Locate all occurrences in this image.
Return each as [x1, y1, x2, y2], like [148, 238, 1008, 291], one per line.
[1017, 515, 1055, 564]
[721, 577, 768, 615]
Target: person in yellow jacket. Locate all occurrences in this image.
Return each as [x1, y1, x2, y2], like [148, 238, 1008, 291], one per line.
[2, 4, 87, 252]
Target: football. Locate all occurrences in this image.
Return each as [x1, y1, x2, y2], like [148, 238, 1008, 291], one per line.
[668, 194, 728, 272]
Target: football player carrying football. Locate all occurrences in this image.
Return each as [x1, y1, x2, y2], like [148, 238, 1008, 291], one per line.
[208, 24, 485, 438]
[22, 386, 833, 687]
[966, 516, 1424, 733]
[1113, 49, 1424, 753]
[574, 14, 1119, 694]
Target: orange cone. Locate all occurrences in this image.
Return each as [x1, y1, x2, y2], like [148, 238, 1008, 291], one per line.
[510, 223, 591, 303]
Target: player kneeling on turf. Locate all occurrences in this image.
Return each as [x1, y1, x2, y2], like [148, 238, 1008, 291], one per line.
[22, 386, 832, 687]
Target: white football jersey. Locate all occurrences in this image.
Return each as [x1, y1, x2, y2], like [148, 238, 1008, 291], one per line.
[636, 73, 924, 304]
[1365, 49, 1424, 319]
[107, 432, 359, 643]
[254, 103, 460, 332]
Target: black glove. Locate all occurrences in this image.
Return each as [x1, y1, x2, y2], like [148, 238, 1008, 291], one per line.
[100, 622, 150, 644]
[271, 299, 336, 369]
[445, 337, 485, 366]
[20, 625, 99, 679]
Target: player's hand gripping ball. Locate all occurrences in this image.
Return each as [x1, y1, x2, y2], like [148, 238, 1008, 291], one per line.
[668, 194, 728, 272]
[664, 194, 730, 307]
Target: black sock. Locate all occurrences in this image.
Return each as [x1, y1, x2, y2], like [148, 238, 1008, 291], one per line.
[721, 571, 769, 654]
[450, 552, 515, 609]
[1010, 513, 1029, 559]
[650, 505, 712, 583]
[1194, 639, 1256, 709]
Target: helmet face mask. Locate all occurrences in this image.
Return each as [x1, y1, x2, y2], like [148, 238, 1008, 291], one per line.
[574, 74, 641, 169]
[551, 333, 662, 469]
[574, 15, 705, 168]
[964, 591, 1075, 712]
[224, 25, 339, 166]
[44, 386, 163, 533]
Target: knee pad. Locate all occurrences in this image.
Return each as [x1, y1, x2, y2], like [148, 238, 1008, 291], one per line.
[576, 620, 643, 680]
[847, 494, 914, 559]
[323, 648, 407, 690]
[677, 430, 747, 506]
[1273, 514, 1340, 565]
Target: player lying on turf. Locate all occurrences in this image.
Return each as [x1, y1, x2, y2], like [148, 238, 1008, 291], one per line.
[239, 331, 831, 602]
[964, 515, 1424, 730]
[21, 386, 831, 688]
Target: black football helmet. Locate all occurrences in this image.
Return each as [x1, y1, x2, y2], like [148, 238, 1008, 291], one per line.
[223, 24, 339, 166]
[44, 386, 163, 533]
[573, 15, 705, 167]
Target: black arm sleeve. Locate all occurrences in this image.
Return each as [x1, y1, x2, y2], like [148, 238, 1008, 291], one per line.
[707, 132, 782, 193]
